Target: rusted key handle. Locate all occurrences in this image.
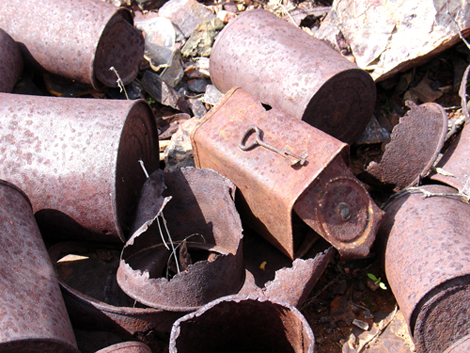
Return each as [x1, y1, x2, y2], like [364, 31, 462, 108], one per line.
[239, 126, 307, 166]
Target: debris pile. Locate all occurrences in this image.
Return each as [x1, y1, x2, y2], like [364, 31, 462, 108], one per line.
[1, 0, 470, 352]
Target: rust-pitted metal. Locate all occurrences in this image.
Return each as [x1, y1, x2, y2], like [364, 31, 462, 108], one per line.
[117, 168, 245, 311]
[0, 28, 23, 93]
[209, 9, 376, 144]
[48, 241, 184, 335]
[0, 93, 159, 243]
[192, 87, 382, 259]
[443, 335, 470, 353]
[366, 102, 448, 191]
[169, 295, 315, 353]
[0, 180, 78, 353]
[95, 341, 152, 353]
[0, 0, 144, 89]
[377, 185, 470, 353]
[431, 122, 470, 193]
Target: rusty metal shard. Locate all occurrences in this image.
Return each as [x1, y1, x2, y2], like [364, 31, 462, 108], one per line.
[366, 102, 448, 191]
[0, 0, 144, 89]
[0, 180, 78, 353]
[0, 28, 23, 92]
[117, 167, 245, 311]
[169, 295, 315, 353]
[431, 122, 470, 193]
[443, 335, 470, 353]
[48, 241, 184, 335]
[192, 87, 382, 259]
[376, 185, 470, 353]
[0, 93, 159, 243]
[210, 9, 376, 144]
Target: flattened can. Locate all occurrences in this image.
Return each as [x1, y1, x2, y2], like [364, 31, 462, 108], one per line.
[0, 180, 78, 353]
[0, 28, 23, 93]
[210, 9, 376, 144]
[0, 0, 144, 89]
[377, 185, 470, 353]
[192, 87, 383, 259]
[0, 93, 159, 243]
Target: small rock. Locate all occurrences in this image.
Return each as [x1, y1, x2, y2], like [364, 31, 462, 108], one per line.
[217, 10, 237, 23]
[159, 0, 215, 39]
[159, 50, 184, 88]
[188, 79, 210, 93]
[188, 98, 207, 117]
[203, 84, 224, 105]
[354, 115, 391, 145]
[164, 117, 201, 171]
[181, 18, 225, 57]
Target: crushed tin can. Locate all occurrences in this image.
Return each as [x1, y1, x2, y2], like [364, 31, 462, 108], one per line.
[117, 167, 245, 311]
[169, 295, 315, 353]
[0, 93, 159, 243]
[377, 185, 470, 353]
[0, 180, 78, 353]
[431, 121, 470, 193]
[191, 87, 383, 259]
[48, 241, 184, 336]
[0, 0, 144, 89]
[209, 9, 376, 144]
[0, 28, 23, 93]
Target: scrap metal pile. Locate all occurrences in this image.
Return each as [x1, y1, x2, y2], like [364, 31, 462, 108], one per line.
[0, 1, 469, 352]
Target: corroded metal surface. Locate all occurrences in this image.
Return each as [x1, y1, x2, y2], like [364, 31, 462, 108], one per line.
[240, 229, 336, 307]
[0, 0, 144, 89]
[431, 122, 470, 193]
[0, 28, 23, 92]
[169, 295, 315, 353]
[377, 185, 470, 353]
[443, 335, 470, 353]
[95, 341, 152, 353]
[0, 180, 78, 353]
[192, 87, 383, 259]
[366, 102, 448, 191]
[117, 168, 245, 311]
[0, 93, 159, 243]
[210, 9, 376, 144]
[49, 241, 183, 335]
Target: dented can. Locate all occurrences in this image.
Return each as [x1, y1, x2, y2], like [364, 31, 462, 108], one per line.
[0, 0, 144, 89]
[0, 28, 23, 93]
[169, 295, 315, 353]
[377, 185, 470, 353]
[191, 87, 383, 259]
[0, 180, 78, 353]
[209, 9, 376, 144]
[117, 168, 245, 311]
[0, 93, 159, 243]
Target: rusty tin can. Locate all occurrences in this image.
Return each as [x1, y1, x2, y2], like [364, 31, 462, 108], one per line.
[117, 168, 245, 311]
[377, 185, 470, 353]
[0, 0, 144, 89]
[192, 87, 383, 259]
[169, 295, 315, 353]
[0, 93, 159, 243]
[0, 28, 23, 93]
[0, 180, 78, 353]
[95, 341, 152, 353]
[209, 9, 376, 144]
[431, 122, 470, 193]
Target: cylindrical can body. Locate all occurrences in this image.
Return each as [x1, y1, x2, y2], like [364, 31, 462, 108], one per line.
[169, 295, 315, 353]
[210, 9, 376, 144]
[377, 185, 470, 353]
[0, 28, 23, 93]
[0, 93, 159, 243]
[432, 122, 470, 192]
[0, 180, 78, 353]
[0, 0, 144, 89]
[95, 342, 152, 353]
